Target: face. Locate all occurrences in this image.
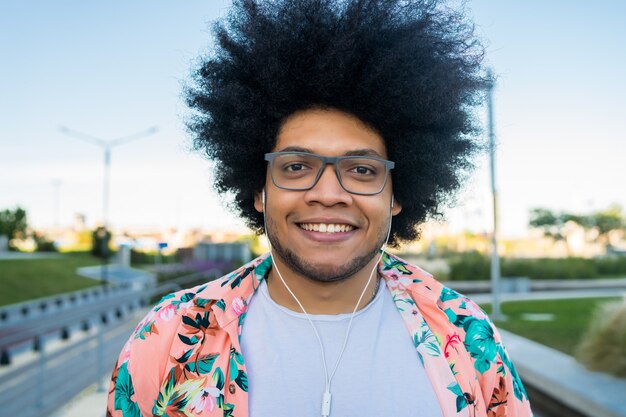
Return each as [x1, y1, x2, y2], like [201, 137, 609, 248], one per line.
[254, 108, 402, 283]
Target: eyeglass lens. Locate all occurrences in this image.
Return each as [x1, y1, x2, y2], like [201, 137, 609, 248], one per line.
[270, 153, 388, 194]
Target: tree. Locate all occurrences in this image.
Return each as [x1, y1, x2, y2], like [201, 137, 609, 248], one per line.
[529, 208, 568, 241]
[0, 207, 28, 250]
[529, 205, 626, 254]
[529, 208, 587, 255]
[590, 205, 624, 248]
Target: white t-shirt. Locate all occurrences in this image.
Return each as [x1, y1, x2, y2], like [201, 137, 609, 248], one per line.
[240, 279, 444, 417]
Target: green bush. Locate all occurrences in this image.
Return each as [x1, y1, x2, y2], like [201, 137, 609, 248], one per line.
[130, 249, 174, 265]
[503, 258, 598, 280]
[449, 252, 626, 280]
[575, 300, 626, 377]
[596, 257, 626, 277]
[448, 251, 490, 280]
[33, 233, 57, 252]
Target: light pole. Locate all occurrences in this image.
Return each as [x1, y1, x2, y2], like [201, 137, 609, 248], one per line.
[486, 69, 504, 321]
[60, 125, 158, 280]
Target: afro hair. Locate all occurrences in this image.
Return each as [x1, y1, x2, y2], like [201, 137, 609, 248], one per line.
[186, 0, 489, 245]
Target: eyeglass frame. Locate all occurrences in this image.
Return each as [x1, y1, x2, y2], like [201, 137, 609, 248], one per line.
[264, 151, 395, 196]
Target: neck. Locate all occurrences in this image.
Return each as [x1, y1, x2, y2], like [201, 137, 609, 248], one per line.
[266, 253, 381, 315]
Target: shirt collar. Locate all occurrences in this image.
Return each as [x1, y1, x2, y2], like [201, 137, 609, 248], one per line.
[208, 251, 443, 331]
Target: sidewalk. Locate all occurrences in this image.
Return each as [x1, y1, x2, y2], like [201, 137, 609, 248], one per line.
[53, 376, 109, 417]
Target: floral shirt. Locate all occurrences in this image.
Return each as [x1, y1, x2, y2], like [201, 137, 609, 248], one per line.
[107, 252, 533, 417]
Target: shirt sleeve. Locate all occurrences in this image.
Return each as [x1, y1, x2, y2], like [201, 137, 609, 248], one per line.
[106, 302, 175, 417]
[485, 324, 534, 417]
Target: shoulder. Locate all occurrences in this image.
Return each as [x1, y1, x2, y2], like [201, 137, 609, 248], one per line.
[107, 254, 270, 416]
[126, 253, 271, 349]
[382, 253, 532, 414]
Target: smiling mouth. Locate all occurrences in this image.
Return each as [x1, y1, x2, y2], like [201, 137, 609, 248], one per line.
[298, 223, 356, 233]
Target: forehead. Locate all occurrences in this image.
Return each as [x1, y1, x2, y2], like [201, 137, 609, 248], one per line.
[273, 108, 387, 158]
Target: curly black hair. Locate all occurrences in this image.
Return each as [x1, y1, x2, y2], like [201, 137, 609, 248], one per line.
[186, 0, 489, 245]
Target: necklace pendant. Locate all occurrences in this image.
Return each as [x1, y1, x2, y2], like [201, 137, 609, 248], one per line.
[321, 391, 332, 417]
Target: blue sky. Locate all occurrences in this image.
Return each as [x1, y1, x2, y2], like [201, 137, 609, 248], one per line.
[1, 1, 624, 237]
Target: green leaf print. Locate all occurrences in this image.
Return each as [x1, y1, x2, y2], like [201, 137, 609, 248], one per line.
[213, 367, 225, 390]
[221, 266, 254, 289]
[185, 353, 219, 375]
[114, 362, 141, 417]
[152, 369, 206, 416]
[182, 315, 199, 329]
[229, 357, 238, 380]
[197, 311, 210, 328]
[195, 297, 210, 307]
[456, 395, 469, 412]
[463, 317, 497, 374]
[224, 403, 235, 417]
[444, 308, 468, 327]
[216, 299, 226, 311]
[181, 292, 196, 303]
[382, 256, 413, 275]
[176, 348, 194, 363]
[412, 322, 441, 357]
[134, 321, 158, 340]
[178, 334, 199, 345]
[256, 256, 272, 279]
[447, 382, 468, 413]
[156, 292, 176, 305]
[497, 344, 528, 401]
[233, 350, 244, 365]
[235, 371, 249, 392]
[439, 287, 460, 302]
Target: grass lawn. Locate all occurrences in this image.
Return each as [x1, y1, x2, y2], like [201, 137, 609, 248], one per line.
[0, 252, 104, 306]
[481, 297, 621, 356]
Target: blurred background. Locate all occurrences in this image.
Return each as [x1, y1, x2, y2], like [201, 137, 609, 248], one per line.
[1, 1, 625, 416]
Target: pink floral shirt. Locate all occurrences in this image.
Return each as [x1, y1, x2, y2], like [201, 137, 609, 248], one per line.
[107, 252, 533, 417]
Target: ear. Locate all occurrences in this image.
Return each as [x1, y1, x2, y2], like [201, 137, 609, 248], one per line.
[391, 195, 402, 216]
[254, 190, 264, 213]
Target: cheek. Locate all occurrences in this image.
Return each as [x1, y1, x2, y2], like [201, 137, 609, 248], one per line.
[358, 199, 392, 227]
[264, 192, 301, 220]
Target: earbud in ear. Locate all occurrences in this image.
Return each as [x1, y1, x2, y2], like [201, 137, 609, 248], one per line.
[391, 195, 394, 208]
[262, 189, 265, 206]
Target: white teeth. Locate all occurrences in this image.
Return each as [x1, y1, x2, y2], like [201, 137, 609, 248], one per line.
[299, 223, 355, 233]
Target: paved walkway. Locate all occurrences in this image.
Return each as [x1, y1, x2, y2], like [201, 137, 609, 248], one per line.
[0, 252, 62, 260]
[52, 376, 109, 417]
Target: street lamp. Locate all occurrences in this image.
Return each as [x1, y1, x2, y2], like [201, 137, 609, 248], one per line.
[59, 125, 158, 280]
[486, 69, 504, 321]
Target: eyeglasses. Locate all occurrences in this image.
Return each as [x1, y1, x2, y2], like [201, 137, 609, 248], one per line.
[264, 151, 395, 195]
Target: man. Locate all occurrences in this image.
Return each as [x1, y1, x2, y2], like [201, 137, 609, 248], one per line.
[107, 1, 533, 416]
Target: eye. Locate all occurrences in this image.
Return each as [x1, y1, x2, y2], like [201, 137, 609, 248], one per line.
[350, 165, 376, 175]
[285, 163, 307, 172]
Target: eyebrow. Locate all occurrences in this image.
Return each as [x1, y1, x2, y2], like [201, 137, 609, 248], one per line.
[277, 146, 384, 158]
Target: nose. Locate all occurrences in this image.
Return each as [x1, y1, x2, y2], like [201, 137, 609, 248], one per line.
[303, 163, 353, 206]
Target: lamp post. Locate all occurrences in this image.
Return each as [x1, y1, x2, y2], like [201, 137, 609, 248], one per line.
[486, 69, 504, 321]
[60, 125, 158, 281]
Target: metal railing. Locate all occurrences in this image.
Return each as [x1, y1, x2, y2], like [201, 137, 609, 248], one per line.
[0, 268, 223, 417]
